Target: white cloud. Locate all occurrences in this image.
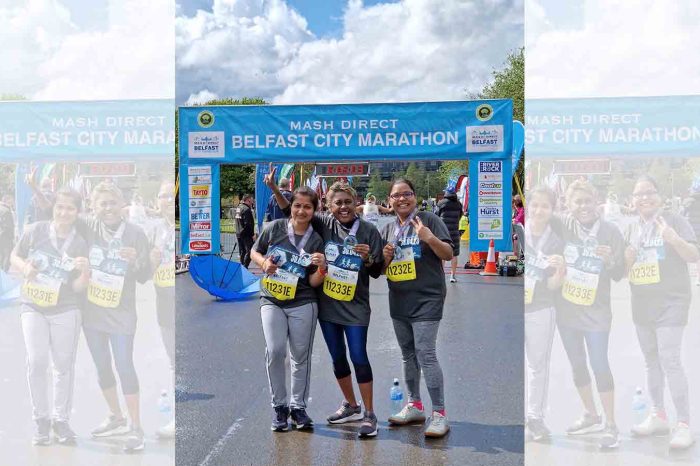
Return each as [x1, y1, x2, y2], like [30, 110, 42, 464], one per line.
[0, 0, 174, 101]
[526, 0, 700, 98]
[176, 0, 524, 105]
[186, 88, 219, 105]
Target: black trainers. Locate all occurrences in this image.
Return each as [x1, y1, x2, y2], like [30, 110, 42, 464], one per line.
[290, 408, 314, 431]
[358, 412, 378, 438]
[271, 406, 290, 432]
[32, 418, 51, 446]
[327, 401, 363, 424]
[52, 420, 77, 444]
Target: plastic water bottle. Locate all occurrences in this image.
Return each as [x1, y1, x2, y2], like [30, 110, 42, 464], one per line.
[632, 387, 647, 424]
[390, 378, 403, 415]
[158, 390, 172, 422]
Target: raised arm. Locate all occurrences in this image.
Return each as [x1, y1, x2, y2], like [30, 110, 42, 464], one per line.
[263, 164, 291, 210]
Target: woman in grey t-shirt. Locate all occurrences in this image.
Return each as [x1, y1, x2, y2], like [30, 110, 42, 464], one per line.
[624, 176, 699, 449]
[251, 186, 327, 432]
[11, 188, 90, 445]
[380, 178, 454, 438]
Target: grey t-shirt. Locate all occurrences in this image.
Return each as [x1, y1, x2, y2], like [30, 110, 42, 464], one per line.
[253, 218, 324, 309]
[309, 213, 384, 326]
[380, 211, 453, 322]
[624, 212, 697, 327]
[148, 217, 176, 328]
[13, 221, 89, 314]
[555, 215, 626, 332]
[78, 218, 152, 335]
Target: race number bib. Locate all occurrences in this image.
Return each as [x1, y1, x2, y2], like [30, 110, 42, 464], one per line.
[22, 275, 61, 308]
[154, 263, 175, 288]
[88, 269, 125, 308]
[386, 246, 417, 282]
[262, 269, 298, 301]
[562, 269, 599, 306]
[323, 264, 358, 301]
[524, 276, 535, 305]
[629, 248, 660, 285]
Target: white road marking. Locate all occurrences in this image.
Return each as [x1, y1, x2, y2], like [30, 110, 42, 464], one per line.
[199, 417, 245, 466]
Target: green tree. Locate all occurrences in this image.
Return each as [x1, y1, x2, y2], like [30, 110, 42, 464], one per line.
[367, 172, 391, 201]
[470, 47, 525, 194]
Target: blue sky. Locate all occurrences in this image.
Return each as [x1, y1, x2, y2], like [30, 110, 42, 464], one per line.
[179, 0, 395, 37]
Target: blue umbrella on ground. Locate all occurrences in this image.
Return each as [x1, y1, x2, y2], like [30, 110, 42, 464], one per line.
[189, 255, 259, 301]
[0, 270, 20, 306]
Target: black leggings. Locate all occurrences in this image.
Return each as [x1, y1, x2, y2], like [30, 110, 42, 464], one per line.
[84, 328, 139, 395]
[319, 320, 373, 383]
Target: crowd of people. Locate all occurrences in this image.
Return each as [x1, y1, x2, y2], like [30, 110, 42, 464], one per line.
[3, 176, 175, 451]
[247, 166, 460, 438]
[524, 177, 700, 450]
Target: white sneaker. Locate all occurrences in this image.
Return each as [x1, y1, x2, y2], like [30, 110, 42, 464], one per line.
[388, 404, 426, 425]
[156, 420, 175, 439]
[669, 423, 695, 450]
[631, 413, 670, 437]
[449, 274, 457, 283]
[425, 412, 450, 438]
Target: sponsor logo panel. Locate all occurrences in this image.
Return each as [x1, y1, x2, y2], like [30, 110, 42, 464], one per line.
[190, 221, 212, 231]
[190, 184, 211, 198]
[190, 240, 212, 251]
[189, 131, 225, 158]
[188, 165, 212, 176]
[466, 125, 504, 153]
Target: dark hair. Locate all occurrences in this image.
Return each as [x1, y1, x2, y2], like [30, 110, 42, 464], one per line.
[513, 194, 524, 208]
[242, 194, 253, 202]
[327, 181, 357, 201]
[635, 175, 659, 192]
[389, 178, 415, 193]
[291, 186, 319, 211]
[55, 187, 83, 211]
[528, 185, 556, 209]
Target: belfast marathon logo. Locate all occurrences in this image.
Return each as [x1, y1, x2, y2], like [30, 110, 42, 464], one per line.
[197, 110, 215, 128]
[476, 103, 493, 122]
[466, 125, 504, 153]
[189, 131, 225, 158]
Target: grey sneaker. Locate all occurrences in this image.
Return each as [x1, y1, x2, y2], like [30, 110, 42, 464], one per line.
[52, 420, 77, 444]
[156, 420, 175, 439]
[32, 418, 51, 446]
[327, 401, 363, 424]
[388, 404, 426, 425]
[123, 427, 145, 452]
[566, 413, 604, 435]
[358, 412, 378, 438]
[425, 412, 450, 438]
[599, 424, 620, 449]
[91, 415, 128, 437]
[526, 417, 551, 442]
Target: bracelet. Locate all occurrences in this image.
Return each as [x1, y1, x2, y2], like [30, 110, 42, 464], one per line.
[317, 267, 328, 276]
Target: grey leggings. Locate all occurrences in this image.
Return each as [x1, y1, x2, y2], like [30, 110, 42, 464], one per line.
[392, 319, 445, 411]
[636, 325, 689, 423]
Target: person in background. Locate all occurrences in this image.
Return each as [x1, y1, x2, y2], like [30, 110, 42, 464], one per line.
[235, 194, 256, 268]
[624, 176, 699, 449]
[0, 195, 15, 271]
[10, 188, 90, 445]
[27, 173, 55, 224]
[266, 177, 293, 221]
[513, 194, 525, 226]
[355, 194, 392, 229]
[435, 187, 463, 283]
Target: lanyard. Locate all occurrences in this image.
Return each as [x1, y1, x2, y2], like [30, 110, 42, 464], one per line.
[287, 220, 314, 254]
[49, 223, 77, 257]
[392, 209, 418, 245]
[99, 221, 126, 250]
[525, 223, 551, 255]
[633, 214, 659, 248]
[573, 218, 600, 246]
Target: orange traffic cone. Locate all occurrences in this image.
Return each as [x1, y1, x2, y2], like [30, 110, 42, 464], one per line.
[479, 239, 499, 276]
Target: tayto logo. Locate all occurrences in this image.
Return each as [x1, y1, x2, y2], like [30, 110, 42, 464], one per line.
[197, 110, 215, 128]
[479, 182, 502, 189]
[479, 161, 502, 172]
[480, 207, 501, 216]
[190, 241, 211, 251]
[190, 222, 211, 231]
[190, 185, 210, 197]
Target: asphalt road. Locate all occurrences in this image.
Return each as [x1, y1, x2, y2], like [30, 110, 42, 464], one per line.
[526, 272, 700, 466]
[175, 240, 524, 466]
[0, 282, 175, 466]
